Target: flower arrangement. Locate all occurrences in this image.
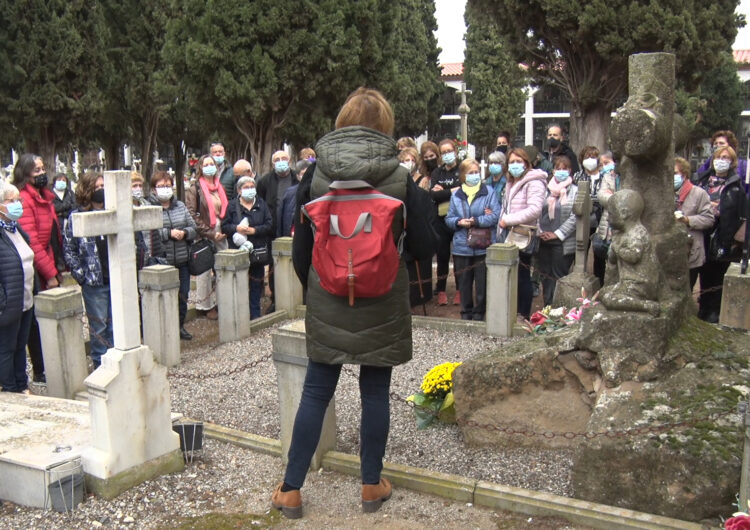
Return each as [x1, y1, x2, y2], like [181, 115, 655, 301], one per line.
[455, 136, 469, 162]
[725, 500, 750, 529]
[523, 289, 599, 335]
[406, 362, 462, 429]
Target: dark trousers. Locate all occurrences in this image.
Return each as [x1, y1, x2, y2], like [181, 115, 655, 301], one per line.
[454, 254, 487, 320]
[518, 252, 533, 319]
[178, 264, 190, 327]
[0, 308, 33, 392]
[689, 267, 699, 291]
[538, 241, 574, 307]
[26, 312, 45, 377]
[435, 219, 456, 292]
[249, 263, 264, 319]
[284, 360, 392, 488]
[698, 260, 730, 320]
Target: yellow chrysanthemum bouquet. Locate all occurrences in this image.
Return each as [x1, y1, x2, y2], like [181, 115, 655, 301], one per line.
[406, 362, 462, 429]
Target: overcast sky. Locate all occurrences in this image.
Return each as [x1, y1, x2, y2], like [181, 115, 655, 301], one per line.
[434, 0, 750, 64]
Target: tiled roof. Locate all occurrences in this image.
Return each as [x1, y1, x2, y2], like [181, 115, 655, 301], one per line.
[734, 49, 750, 65]
[440, 63, 464, 78]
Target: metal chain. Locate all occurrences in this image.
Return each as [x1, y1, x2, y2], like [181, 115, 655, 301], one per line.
[168, 352, 273, 380]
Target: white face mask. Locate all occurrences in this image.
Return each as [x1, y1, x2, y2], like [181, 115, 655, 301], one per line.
[156, 188, 173, 201]
[713, 158, 731, 174]
[400, 160, 415, 173]
[582, 158, 598, 172]
[132, 188, 143, 199]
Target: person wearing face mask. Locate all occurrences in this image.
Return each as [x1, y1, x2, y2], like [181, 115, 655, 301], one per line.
[537, 156, 578, 306]
[542, 125, 579, 174]
[574, 146, 603, 235]
[445, 159, 500, 321]
[695, 145, 747, 322]
[277, 159, 306, 238]
[211, 142, 236, 201]
[398, 147, 427, 190]
[221, 176, 273, 319]
[148, 171, 197, 340]
[52, 173, 75, 234]
[430, 139, 462, 306]
[673, 157, 713, 290]
[695, 131, 748, 194]
[485, 151, 507, 218]
[15, 153, 61, 384]
[419, 141, 440, 183]
[186, 154, 229, 320]
[62, 172, 115, 369]
[495, 131, 512, 154]
[592, 152, 620, 287]
[497, 148, 547, 319]
[0, 181, 35, 393]
[131, 171, 165, 270]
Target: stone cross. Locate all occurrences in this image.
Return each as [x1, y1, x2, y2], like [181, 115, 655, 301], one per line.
[71, 171, 163, 350]
[457, 82, 472, 145]
[572, 180, 592, 275]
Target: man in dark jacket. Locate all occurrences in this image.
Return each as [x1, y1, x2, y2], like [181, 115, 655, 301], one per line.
[212, 142, 236, 200]
[542, 125, 579, 174]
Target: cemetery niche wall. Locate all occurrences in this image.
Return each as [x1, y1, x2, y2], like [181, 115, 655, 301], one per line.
[452, 53, 749, 521]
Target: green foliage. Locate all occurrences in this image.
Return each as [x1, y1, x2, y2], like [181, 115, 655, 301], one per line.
[0, 0, 110, 163]
[463, 3, 527, 149]
[469, 0, 745, 148]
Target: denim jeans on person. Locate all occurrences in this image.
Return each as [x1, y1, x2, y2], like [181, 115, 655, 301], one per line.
[249, 262, 264, 319]
[82, 284, 114, 366]
[0, 308, 32, 392]
[284, 360, 392, 488]
[178, 264, 190, 326]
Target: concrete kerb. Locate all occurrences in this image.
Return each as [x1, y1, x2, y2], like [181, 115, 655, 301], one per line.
[201, 421, 700, 529]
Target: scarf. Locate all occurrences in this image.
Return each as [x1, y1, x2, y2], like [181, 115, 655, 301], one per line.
[198, 177, 228, 229]
[546, 177, 572, 219]
[461, 183, 480, 205]
[0, 218, 17, 233]
[676, 179, 693, 210]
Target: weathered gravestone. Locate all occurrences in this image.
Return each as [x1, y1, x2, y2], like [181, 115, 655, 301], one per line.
[453, 53, 747, 522]
[71, 170, 183, 498]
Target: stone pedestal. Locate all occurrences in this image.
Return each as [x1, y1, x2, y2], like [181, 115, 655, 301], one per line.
[485, 243, 518, 337]
[272, 320, 336, 470]
[34, 287, 88, 399]
[553, 272, 600, 309]
[719, 263, 750, 330]
[272, 237, 303, 317]
[215, 249, 250, 343]
[139, 265, 180, 367]
[83, 345, 183, 498]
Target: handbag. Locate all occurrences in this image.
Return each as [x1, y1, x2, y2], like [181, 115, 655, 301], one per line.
[463, 192, 493, 250]
[507, 224, 539, 255]
[188, 239, 216, 275]
[250, 245, 271, 265]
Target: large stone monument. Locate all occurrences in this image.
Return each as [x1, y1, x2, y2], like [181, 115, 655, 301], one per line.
[71, 171, 184, 498]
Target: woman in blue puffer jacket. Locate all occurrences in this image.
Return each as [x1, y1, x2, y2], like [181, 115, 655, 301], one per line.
[445, 158, 500, 321]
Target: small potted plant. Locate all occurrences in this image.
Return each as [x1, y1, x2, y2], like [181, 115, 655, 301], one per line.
[407, 362, 462, 429]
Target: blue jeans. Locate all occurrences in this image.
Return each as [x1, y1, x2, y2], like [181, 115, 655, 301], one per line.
[0, 308, 32, 392]
[249, 263, 264, 320]
[82, 284, 113, 365]
[178, 264, 190, 326]
[284, 360, 392, 488]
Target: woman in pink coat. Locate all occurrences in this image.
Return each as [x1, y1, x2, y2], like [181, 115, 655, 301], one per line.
[498, 148, 547, 319]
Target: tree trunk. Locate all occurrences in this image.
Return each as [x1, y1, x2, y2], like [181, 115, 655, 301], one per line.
[140, 110, 160, 183]
[27, 125, 59, 176]
[569, 102, 612, 155]
[172, 139, 187, 202]
[103, 138, 120, 171]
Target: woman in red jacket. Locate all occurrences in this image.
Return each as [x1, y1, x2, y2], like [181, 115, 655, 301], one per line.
[15, 154, 63, 383]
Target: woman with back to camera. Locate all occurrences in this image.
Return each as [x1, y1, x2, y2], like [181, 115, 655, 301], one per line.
[271, 87, 434, 519]
[445, 158, 500, 320]
[0, 181, 35, 393]
[497, 147, 547, 320]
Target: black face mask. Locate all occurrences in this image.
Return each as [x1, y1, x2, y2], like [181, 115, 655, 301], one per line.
[424, 158, 438, 171]
[548, 138, 561, 149]
[92, 188, 105, 204]
[34, 173, 49, 189]
[496, 145, 508, 154]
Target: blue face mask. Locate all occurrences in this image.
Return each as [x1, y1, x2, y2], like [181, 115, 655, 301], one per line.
[442, 152, 456, 166]
[601, 162, 615, 175]
[202, 165, 217, 177]
[489, 163, 503, 176]
[553, 169, 570, 182]
[54, 180, 67, 191]
[241, 187, 257, 201]
[508, 162, 526, 178]
[5, 201, 23, 221]
[674, 174, 683, 191]
[465, 173, 481, 186]
[275, 160, 289, 173]
[213, 155, 225, 165]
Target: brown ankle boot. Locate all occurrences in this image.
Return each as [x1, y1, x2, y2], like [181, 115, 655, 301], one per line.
[271, 483, 302, 519]
[362, 478, 392, 513]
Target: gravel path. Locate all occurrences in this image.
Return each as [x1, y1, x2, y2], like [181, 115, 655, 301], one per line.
[7, 316, 582, 529]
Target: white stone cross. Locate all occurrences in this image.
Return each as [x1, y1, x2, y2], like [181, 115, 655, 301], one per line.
[71, 170, 163, 350]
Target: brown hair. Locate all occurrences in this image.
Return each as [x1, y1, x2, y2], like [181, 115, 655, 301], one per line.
[398, 147, 419, 165]
[419, 141, 439, 177]
[711, 130, 739, 152]
[75, 171, 103, 211]
[131, 171, 144, 185]
[298, 147, 316, 160]
[674, 157, 690, 178]
[579, 146, 600, 163]
[714, 145, 738, 170]
[150, 170, 172, 189]
[12, 153, 42, 189]
[438, 138, 456, 152]
[458, 158, 480, 184]
[335, 87, 395, 135]
[397, 137, 417, 151]
[552, 155, 572, 170]
[507, 147, 531, 174]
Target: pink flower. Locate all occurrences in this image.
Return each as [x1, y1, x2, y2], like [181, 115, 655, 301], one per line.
[726, 514, 750, 530]
[529, 312, 547, 326]
[566, 308, 582, 321]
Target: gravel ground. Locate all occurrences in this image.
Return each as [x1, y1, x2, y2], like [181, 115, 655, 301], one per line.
[8, 316, 584, 529]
